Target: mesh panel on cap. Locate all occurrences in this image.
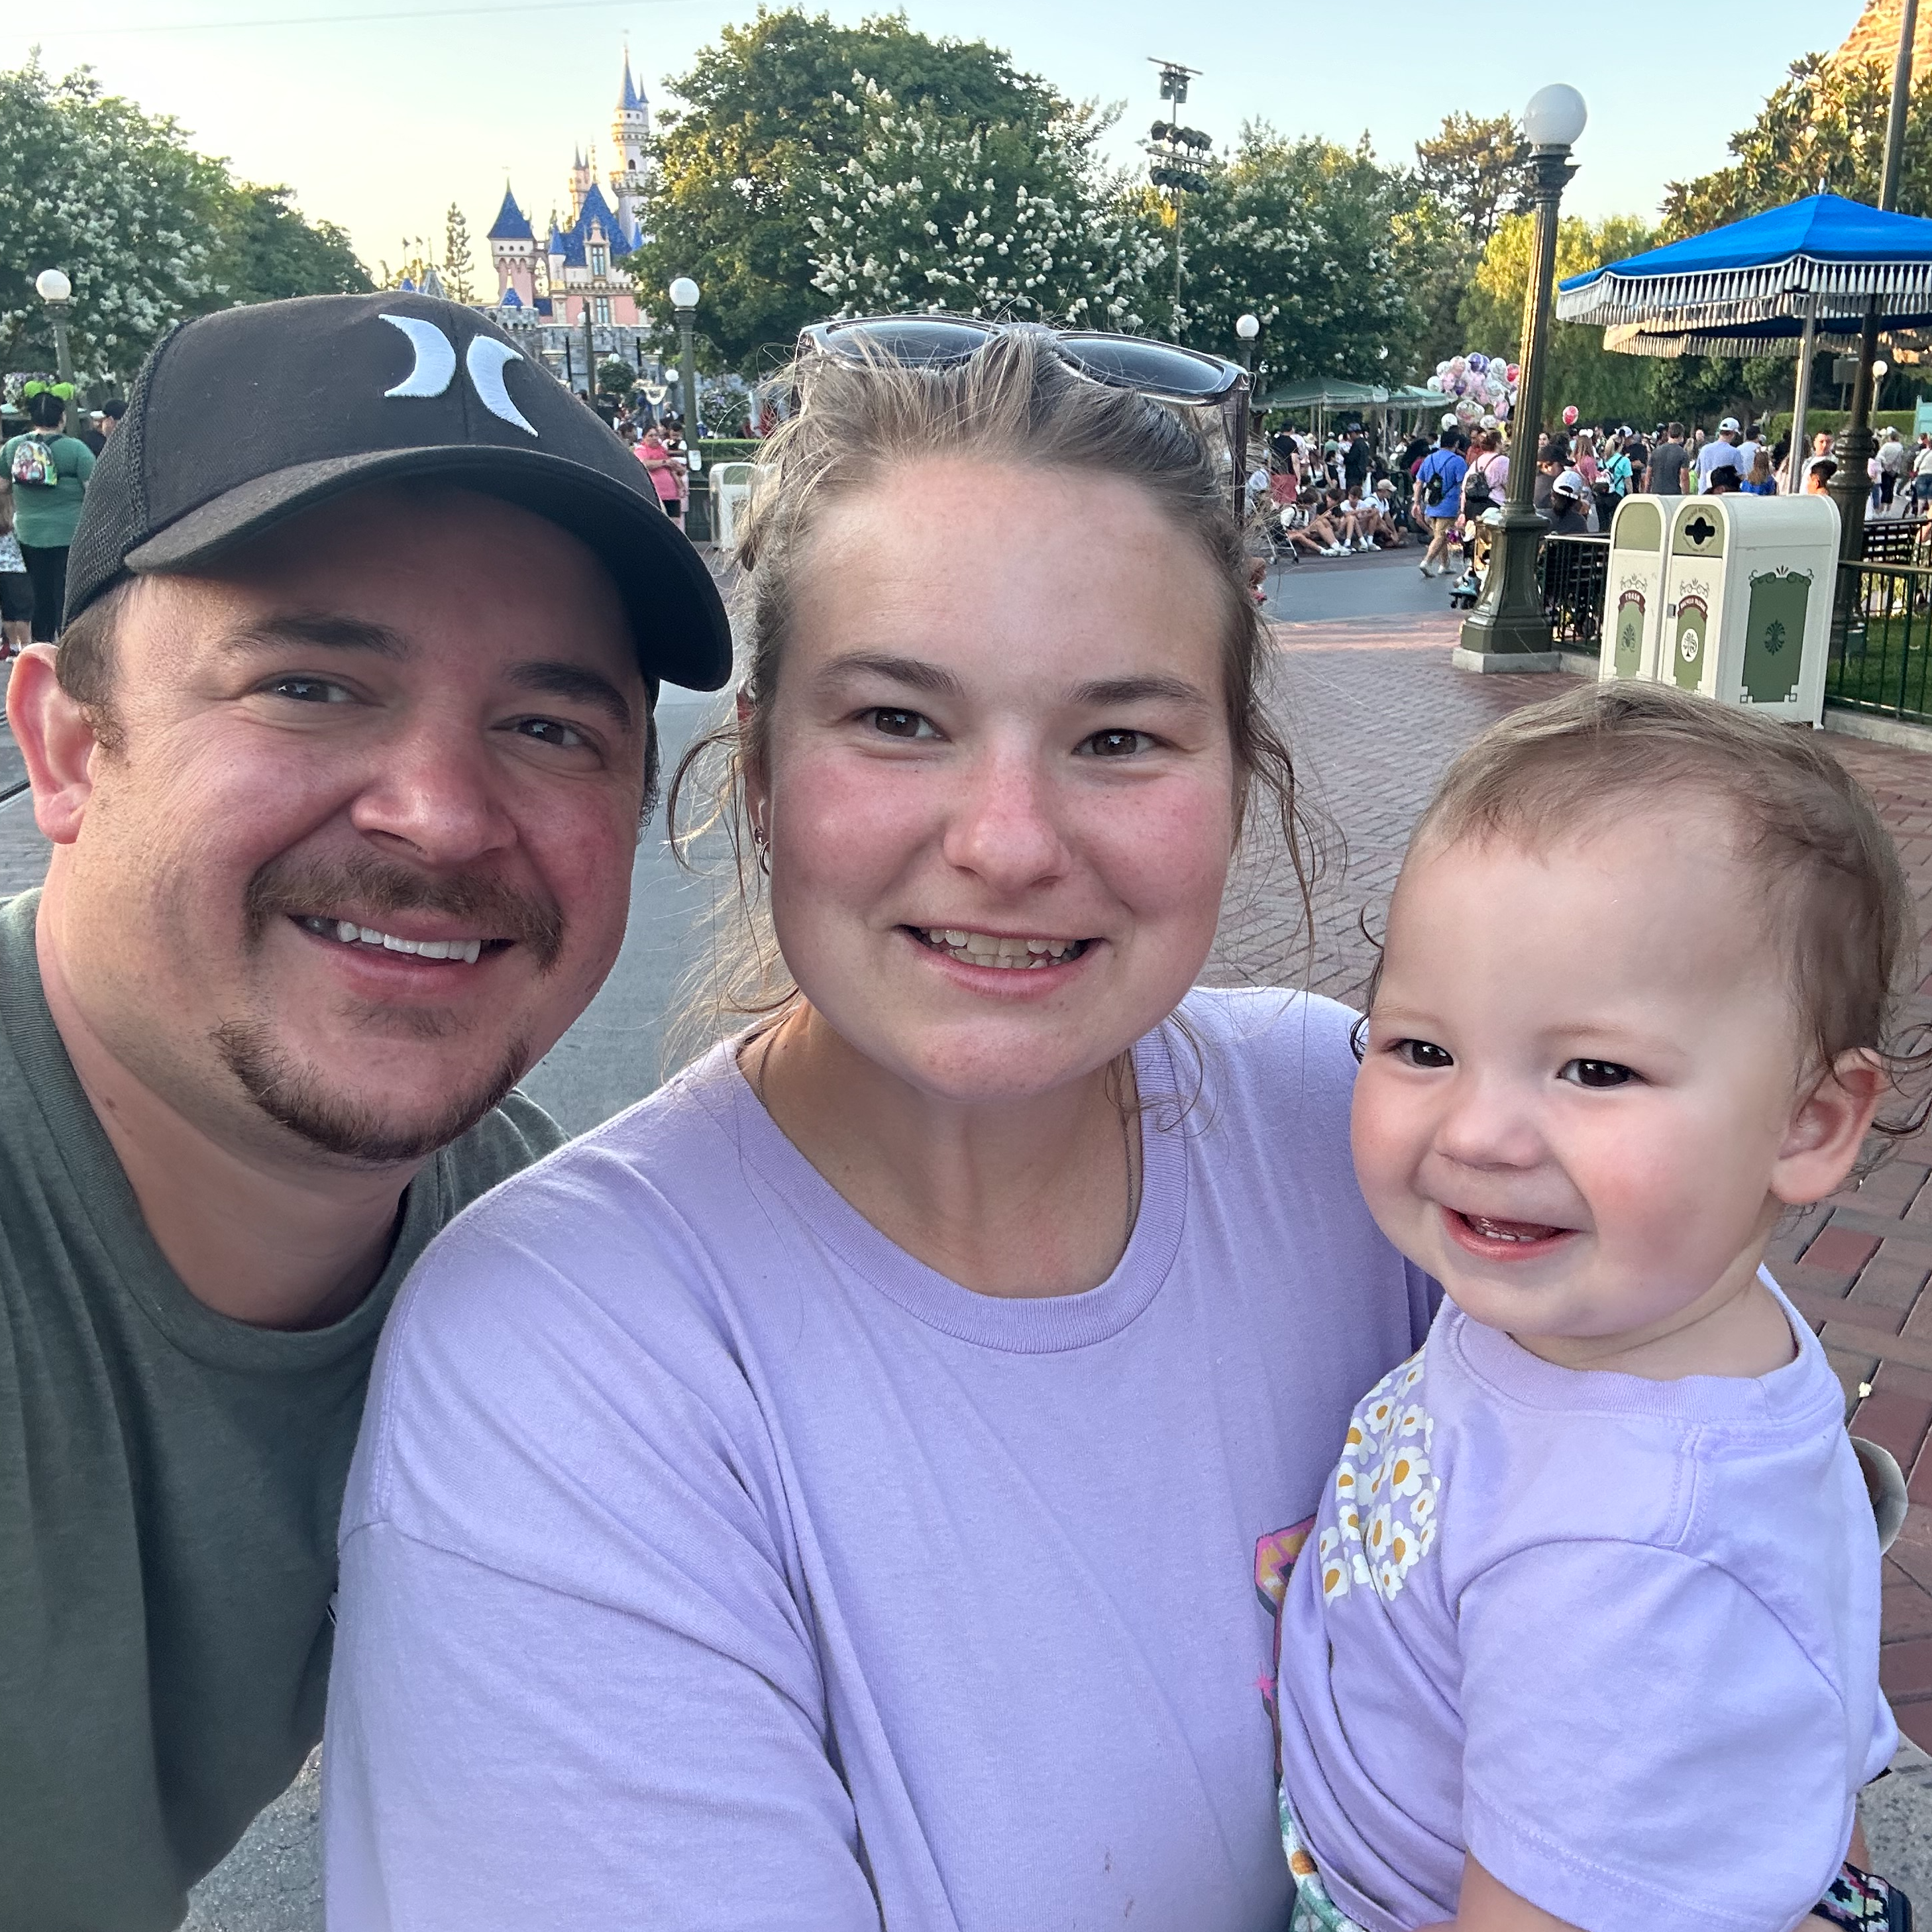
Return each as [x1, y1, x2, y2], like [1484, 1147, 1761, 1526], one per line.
[62, 322, 173, 625]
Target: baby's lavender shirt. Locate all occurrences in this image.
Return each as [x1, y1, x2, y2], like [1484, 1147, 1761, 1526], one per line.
[324, 989, 1432, 1929]
[1276, 1283, 1896, 1932]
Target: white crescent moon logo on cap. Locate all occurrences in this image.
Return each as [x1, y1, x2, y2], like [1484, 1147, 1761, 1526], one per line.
[465, 336, 537, 437]
[378, 313, 457, 397]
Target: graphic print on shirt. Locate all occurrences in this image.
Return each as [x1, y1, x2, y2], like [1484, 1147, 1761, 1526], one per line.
[1318, 1350, 1438, 1605]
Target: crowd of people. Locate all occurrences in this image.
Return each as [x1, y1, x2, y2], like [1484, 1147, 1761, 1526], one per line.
[0, 390, 123, 655]
[1243, 408, 1931, 600]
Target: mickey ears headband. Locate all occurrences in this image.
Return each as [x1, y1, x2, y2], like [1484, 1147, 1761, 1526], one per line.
[21, 381, 75, 402]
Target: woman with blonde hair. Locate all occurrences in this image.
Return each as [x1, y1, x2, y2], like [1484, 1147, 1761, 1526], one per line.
[325, 321, 1427, 1928]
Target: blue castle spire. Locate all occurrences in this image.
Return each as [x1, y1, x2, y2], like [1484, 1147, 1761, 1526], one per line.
[486, 184, 533, 242]
[619, 51, 647, 111]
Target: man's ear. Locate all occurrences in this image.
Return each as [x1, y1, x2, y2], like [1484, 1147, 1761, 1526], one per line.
[1772, 1049, 1889, 1208]
[7, 645, 101, 845]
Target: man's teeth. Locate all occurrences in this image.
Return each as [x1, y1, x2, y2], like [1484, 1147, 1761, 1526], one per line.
[922, 928, 1083, 969]
[301, 916, 483, 965]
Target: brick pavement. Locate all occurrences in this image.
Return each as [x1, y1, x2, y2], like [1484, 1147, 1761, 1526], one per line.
[1220, 612, 1932, 1750]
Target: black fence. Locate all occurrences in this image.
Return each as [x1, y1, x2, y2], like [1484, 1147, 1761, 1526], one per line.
[1861, 517, 1931, 566]
[1537, 534, 1609, 653]
[1825, 559, 1932, 724]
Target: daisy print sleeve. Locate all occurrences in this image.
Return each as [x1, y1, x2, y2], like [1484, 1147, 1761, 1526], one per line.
[1273, 1288, 1894, 1932]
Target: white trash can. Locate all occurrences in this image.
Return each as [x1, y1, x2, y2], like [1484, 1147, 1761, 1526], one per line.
[1599, 496, 1669, 683]
[710, 462, 757, 555]
[1658, 493, 1841, 724]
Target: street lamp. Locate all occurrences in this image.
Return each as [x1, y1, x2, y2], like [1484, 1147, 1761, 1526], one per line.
[1456, 84, 1587, 670]
[35, 268, 82, 407]
[669, 276, 700, 437]
[1235, 312, 1260, 373]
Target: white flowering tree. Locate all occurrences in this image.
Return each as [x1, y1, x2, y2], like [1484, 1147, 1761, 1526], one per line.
[1172, 127, 1421, 392]
[1, 57, 370, 393]
[0, 60, 222, 388]
[805, 77, 1165, 328]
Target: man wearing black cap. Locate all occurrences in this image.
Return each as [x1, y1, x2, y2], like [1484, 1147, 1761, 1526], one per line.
[0, 293, 731, 1929]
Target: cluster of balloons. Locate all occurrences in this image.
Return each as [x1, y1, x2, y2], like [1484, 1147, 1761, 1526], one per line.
[1424, 352, 1519, 431]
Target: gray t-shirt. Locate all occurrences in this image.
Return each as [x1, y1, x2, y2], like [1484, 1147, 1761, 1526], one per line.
[1647, 440, 1690, 494]
[0, 889, 564, 1930]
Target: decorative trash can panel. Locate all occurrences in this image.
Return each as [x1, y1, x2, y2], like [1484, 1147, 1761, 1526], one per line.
[1741, 567, 1815, 708]
[1602, 496, 1668, 683]
[1671, 585, 1712, 692]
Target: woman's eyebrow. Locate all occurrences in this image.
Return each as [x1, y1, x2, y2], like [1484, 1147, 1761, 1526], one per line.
[814, 652, 963, 697]
[1066, 674, 1212, 712]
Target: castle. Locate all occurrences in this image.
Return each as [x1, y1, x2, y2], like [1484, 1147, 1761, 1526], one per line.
[483, 52, 657, 340]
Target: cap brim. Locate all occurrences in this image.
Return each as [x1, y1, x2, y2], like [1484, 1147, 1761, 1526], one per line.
[122, 444, 733, 692]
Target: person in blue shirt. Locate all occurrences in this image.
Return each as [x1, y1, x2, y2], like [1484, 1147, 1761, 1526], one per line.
[1415, 427, 1468, 578]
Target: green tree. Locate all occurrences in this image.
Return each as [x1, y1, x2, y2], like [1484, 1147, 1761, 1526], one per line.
[1389, 111, 1536, 378]
[1662, 52, 1932, 237]
[441, 202, 476, 304]
[0, 56, 223, 387]
[804, 76, 1161, 327]
[207, 184, 372, 307]
[1413, 111, 1531, 246]
[1458, 210, 1658, 424]
[597, 355, 637, 398]
[1174, 127, 1416, 390]
[627, 7, 1074, 369]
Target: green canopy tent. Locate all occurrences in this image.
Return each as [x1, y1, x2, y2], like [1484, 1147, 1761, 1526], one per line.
[1256, 378, 1450, 452]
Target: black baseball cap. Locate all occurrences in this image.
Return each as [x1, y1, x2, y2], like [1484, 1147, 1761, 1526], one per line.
[64, 292, 732, 691]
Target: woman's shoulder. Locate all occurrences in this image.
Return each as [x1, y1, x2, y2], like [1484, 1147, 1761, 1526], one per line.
[1167, 986, 1363, 1137]
[358, 1049, 780, 1527]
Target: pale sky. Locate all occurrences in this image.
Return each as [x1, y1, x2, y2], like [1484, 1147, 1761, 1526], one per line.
[13, 1, 1868, 282]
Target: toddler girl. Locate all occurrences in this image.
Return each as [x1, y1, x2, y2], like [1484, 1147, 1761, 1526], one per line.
[1275, 681, 1913, 1932]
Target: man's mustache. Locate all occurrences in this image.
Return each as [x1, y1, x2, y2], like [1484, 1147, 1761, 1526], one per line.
[243, 849, 564, 972]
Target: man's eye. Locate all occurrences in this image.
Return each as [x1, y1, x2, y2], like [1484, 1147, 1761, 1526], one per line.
[1560, 1058, 1637, 1090]
[1079, 729, 1156, 758]
[1393, 1039, 1454, 1070]
[264, 676, 351, 704]
[511, 717, 588, 750]
[867, 708, 936, 739]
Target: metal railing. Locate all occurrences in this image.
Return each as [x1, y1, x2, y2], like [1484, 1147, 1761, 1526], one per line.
[1537, 533, 1609, 653]
[1825, 559, 1932, 724]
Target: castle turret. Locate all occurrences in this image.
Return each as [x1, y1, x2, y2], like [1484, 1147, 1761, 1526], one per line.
[568, 145, 592, 221]
[486, 184, 537, 307]
[612, 50, 651, 246]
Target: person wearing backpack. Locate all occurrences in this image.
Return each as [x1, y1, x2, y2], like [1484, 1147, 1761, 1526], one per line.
[1, 387, 95, 642]
[1415, 425, 1468, 578]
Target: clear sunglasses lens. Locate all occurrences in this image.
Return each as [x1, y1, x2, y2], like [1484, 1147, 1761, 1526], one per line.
[1055, 333, 1237, 400]
[816, 317, 995, 366]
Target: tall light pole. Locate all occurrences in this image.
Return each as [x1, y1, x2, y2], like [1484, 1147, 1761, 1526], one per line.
[1829, 0, 1916, 575]
[35, 269, 82, 409]
[669, 276, 700, 436]
[1456, 84, 1587, 670]
[1147, 60, 1207, 344]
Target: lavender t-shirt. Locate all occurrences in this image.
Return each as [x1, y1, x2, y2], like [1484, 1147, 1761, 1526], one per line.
[323, 989, 1432, 1929]
[1276, 1287, 1895, 1932]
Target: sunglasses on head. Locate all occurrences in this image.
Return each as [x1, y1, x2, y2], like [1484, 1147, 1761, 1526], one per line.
[796, 314, 1252, 513]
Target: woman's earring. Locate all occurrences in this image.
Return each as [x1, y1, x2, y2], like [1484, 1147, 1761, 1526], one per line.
[751, 820, 771, 875]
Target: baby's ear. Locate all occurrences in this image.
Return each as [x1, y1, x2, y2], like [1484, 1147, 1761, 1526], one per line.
[1771, 1050, 1888, 1207]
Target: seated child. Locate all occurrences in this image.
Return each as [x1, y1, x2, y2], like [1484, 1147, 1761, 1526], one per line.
[1275, 682, 1908, 1932]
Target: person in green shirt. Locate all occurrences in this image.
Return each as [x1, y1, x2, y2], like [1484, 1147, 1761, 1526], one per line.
[1, 386, 95, 641]
[0, 293, 731, 1929]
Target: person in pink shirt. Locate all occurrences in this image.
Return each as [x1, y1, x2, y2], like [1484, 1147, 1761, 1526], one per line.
[633, 425, 684, 527]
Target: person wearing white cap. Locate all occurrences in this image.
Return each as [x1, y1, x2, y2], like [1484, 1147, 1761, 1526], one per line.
[1695, 418, 1744, 493]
